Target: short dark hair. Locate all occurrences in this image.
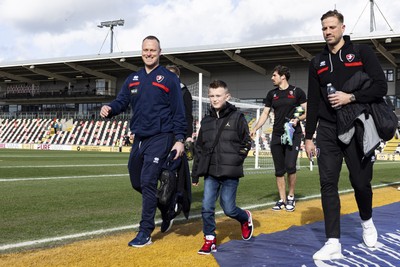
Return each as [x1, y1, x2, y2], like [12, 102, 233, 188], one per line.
[321, 9, 344, 24]
[142, 35, 161, 48]
[209, 80, 229, 92]
[166, 64, 180, 76]
[272, 65, 291, 81]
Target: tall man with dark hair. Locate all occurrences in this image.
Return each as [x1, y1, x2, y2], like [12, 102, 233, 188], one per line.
[100, 35, 186, 247]
[305, 10, 387, 260]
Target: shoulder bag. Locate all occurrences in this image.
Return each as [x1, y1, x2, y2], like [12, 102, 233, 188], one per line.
[194, 113, 233, 177]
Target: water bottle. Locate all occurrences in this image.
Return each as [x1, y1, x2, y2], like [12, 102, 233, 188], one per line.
[327, 83, 341, 110]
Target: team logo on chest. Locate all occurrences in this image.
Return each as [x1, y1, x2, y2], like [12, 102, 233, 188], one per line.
[346, 53, 355, 62]
[156, 75, 164, 83]
[288, 90, 295, 98]
[273, 93, 279, 100]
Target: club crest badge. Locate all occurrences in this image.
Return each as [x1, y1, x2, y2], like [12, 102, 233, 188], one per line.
[346, 54, 355, 62]
[156, 75, 164, 83]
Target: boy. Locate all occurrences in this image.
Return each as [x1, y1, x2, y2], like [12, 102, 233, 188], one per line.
[192, 80, 253, 255]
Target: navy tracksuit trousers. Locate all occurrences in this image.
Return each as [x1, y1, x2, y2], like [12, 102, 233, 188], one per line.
[128, 133, 174, 236]
[316, 120, 374, 239]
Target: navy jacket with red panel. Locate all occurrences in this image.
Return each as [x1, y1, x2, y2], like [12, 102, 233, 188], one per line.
[107, 65, 187, 141]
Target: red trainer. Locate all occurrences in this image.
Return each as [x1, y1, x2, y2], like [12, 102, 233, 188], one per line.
[241, 210, 254, 240]
[198, 235, 217, 255]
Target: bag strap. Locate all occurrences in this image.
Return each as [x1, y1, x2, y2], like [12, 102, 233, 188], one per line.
[209, 112, 233, 152]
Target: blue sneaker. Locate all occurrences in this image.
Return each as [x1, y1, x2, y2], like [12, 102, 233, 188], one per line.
[128, 232, 152, 247]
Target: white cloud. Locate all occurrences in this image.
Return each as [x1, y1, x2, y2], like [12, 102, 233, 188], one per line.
[0, 0, 398, 62]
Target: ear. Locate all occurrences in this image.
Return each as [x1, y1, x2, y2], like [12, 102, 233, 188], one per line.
[226, 93, 231, 101]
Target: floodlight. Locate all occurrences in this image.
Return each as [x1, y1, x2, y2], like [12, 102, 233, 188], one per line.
[97, 19, 125, 53]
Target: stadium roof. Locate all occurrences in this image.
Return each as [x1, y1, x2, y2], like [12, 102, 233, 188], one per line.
[0, 32, 399, 84]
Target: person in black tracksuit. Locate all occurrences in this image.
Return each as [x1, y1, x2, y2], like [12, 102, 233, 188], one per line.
[166, 64, 194, 143]
[305, 10, 388, 261]
[191, 80, 253, 255]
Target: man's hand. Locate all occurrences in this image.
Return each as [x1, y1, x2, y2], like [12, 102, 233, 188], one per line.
[171, 142, 185, 160]
[328, 91, 352, 109]
[100, 105, 112, 118]
[250, 128, 257, 138]
[290, 118, 300, 126]
[305, 139, 316, 160]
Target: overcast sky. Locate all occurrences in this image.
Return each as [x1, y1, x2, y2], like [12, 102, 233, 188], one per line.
[0, 0, 398, 63]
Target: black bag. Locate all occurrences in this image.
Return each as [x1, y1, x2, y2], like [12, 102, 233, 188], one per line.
[194, 148, 213, 177]
[370, 98, 398, 141]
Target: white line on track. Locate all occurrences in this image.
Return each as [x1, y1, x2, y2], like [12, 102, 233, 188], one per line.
[0, 174, 128, 182]
[1, 182, 398, 252]
[0, 164, 126, 168]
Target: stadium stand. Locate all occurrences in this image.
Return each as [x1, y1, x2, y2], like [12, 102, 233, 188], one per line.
[0, 118, 131, 147]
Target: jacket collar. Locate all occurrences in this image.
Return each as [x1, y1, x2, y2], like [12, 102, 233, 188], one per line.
[322, 35, 352, 55]
[209, 102, 237, 118]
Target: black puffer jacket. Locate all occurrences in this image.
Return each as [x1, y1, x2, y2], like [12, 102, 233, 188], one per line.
[192, 102, 251, 182]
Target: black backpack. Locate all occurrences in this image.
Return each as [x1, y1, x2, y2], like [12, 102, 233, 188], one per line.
[370, 98, 398, 141]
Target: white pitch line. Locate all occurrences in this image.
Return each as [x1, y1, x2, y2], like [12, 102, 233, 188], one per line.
[0, 174, 128, 182]
[0, 164, 126, 168]
[0, 225, 138, 251]
[1, 182, 399, 252]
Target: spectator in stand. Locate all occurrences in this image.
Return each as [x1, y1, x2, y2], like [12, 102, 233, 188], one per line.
[123, 135, 131, 146]
[100, 35, 186, 248]
[52, 118, 59, 134]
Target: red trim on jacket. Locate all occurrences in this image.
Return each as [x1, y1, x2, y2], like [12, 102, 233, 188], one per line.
[344, 61, 363, 67]
[317, 67, 329, 75]
[152, 82, 170, 93]
[129, 82, 140, 87]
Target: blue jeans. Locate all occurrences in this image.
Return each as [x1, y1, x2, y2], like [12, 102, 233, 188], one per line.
[202, 176, 248, 236]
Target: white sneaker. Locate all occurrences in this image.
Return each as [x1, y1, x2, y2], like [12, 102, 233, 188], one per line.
[286, 195, 296, 212]
[313, 240, 344, 261]
[362, 218, 378, 247]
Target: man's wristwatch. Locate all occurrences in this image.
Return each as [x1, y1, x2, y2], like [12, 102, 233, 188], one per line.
[350, 94, 356, 102]
[176, 138, 185, 144]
